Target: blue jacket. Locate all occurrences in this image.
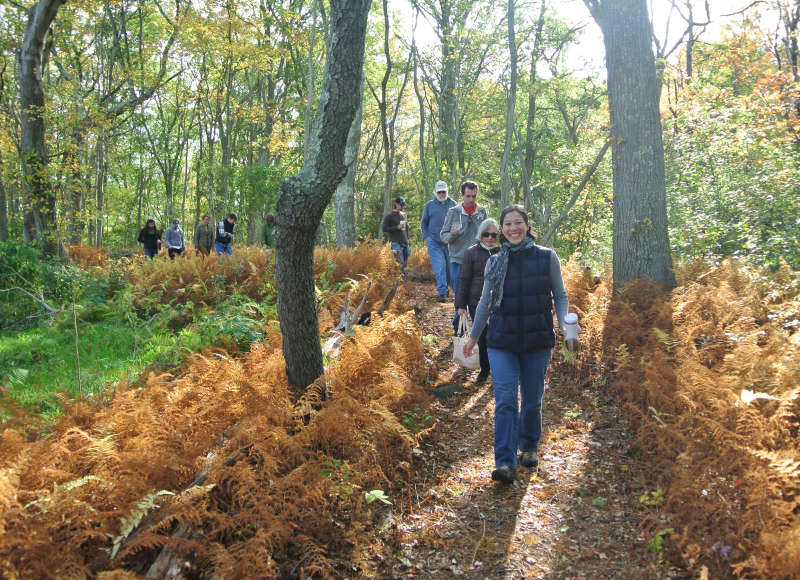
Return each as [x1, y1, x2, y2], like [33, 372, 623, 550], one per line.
[420, 196, 456, 243]
[486, 245, 556, 352]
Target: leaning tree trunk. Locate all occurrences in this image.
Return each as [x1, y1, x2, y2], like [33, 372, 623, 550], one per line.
[585, 0, 676, 290]
[275, 0, 371, 388]
[18, 0, 65, 258]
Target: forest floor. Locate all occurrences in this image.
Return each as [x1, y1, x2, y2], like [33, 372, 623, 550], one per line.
[366, 281, 681, 579]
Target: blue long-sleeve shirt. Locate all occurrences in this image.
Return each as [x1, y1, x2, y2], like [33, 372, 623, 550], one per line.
[470, 249, 569, 340]
[420, 196, 456, 242]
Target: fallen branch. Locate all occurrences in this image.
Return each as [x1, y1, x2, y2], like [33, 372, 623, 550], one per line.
[0, 286, 60, 314]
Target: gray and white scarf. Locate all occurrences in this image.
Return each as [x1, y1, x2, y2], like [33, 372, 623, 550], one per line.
[484, 236, 537, 312]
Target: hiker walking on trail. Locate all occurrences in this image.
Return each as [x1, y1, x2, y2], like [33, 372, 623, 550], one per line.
[382, 197, 410, 275]
[137, 219, 161, 259]
[455, 218, 500, 383]
[165, 219, 186, 260]
[440, 181, 488, 332]
[214, 213, 237, 256]
[262, 213, 276, 248]
[194, 215, 214, 257]
[420, 181, 456, 302]
[463, 205, 569, 485]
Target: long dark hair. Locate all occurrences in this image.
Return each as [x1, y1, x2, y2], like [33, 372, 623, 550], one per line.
[498, 204, 534, 244]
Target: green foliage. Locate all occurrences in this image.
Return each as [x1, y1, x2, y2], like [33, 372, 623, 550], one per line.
[664, 25, 800, 269]
[191, 294, 264, 351]
[401, 407, 432, 434]
[648, 528, 674, 554]
[364, 489, 391, 505]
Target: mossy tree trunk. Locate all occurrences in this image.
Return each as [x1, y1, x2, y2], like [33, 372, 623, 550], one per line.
[275, 0, 371, 388]
[18, 0, 65, 258]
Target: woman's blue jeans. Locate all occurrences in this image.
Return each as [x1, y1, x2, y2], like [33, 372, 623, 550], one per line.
[488, 347, 552, 468]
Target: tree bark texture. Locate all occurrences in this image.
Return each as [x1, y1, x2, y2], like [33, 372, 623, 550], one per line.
[499, 0, 517, 209]
[585, 0, 676, 290]
[275, 0, 370, 388]
[18, 0, 65, 257]
[334, 90, 362, 248]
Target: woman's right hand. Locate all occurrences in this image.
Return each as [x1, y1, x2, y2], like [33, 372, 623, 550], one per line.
[463, 337, 478, 358]
[457, 307, 468, 318]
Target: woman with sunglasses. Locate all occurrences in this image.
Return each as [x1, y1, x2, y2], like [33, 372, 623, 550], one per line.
[463, 205, 569, 484]
[455, 218, 500, 382]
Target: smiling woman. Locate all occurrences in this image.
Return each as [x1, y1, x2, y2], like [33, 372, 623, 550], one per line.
[463, 204, 570, 484]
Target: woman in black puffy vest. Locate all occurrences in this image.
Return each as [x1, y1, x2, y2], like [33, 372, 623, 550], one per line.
[463, 205, 569, 484]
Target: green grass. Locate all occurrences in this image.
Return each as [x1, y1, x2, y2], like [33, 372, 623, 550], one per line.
[0, 314, 204, 417]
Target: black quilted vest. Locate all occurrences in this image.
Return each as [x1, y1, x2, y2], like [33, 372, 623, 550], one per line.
[486, 245, 555, 352]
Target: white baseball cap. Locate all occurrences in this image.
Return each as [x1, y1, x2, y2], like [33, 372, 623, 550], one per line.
[434, 180, 448, 193]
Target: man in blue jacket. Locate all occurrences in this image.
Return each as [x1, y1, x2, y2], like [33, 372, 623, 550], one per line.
[420, 180, 456, 302]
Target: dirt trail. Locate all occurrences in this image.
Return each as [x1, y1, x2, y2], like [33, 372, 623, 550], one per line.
[370, 283, 669, 579]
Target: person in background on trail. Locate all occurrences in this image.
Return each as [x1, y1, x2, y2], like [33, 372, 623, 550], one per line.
[137, 219, 161, 259]
[262, 213, 276, 248]
[194, 215, 214, 257]
[382, 196, 409, 276]
[455, 218, 500, 383]
[463, 205, 568, 485]
[165, 219, 186, 260]
[214, 213, 237, 256]
[420, 180, 456, 302]
[440, 181, 488, 333]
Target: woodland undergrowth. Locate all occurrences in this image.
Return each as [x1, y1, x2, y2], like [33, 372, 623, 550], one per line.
[1, 248, 798, 578]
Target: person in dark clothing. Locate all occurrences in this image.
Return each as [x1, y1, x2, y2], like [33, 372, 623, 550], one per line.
[262, 213, 276, 248]
[463, 205, 569, 485]
[381, 197, 409, 274]
[214, 213, 237, 256]
[137, 219, 161, 259]
[455, 218, 500, 382]
[194, 215, 214, 257]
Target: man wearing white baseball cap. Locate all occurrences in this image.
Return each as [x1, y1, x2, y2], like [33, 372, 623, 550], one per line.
[420, 180, 456, 301]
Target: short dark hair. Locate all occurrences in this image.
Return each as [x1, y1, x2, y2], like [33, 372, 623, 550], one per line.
[265, 213, 276, 225]
[202, 214, 210, 220]
[228, 213, 238, 221]
[460, 180, 478, 195]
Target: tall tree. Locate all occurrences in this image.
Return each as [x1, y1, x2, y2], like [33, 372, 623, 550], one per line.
[18, 0, 65, 257]
[275, 0, 371, 388]
[499, 0, 517, 208]
[584, 0, 676, 289]
[334, 83, 362, 248]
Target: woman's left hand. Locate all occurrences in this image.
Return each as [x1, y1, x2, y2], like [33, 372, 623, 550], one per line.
[463, 337, 478, 357]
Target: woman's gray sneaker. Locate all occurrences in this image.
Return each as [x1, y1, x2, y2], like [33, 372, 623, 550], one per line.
[520, 450, 538, 468]
[491, 465, 514, 484]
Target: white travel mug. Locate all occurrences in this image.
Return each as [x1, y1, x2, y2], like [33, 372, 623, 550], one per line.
[564, 312, 580, 352]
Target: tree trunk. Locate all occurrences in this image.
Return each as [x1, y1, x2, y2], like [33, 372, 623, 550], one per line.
[499, 0, 518, 208]
[0, 148, 8, 242]
[94, 130, 106, 247]
[275, 0, 370, 388]
[334, 88, 362, 248]
[585, 0, 676, 290]
[18, 0, 65, 258]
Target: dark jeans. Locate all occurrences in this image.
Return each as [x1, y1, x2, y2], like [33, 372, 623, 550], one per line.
[144, 247, 158, 259]
[168, 247, 185, 260]
[468, 304, 490, 372]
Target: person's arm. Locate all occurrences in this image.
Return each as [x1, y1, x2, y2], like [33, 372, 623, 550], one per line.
[439, 209, 455, 244]
[194, 225, 200, 248]
[420, 205, 429, 239]
[137, 229, 144, 244]
[550, 250, 569, 329]
[463, 259, 493, 356]
[381, 213, 395, 234]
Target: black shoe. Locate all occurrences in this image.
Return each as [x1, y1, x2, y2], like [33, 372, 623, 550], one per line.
[491, 465, 514, 484]
[437, 294, 448, 303]
[520, 450, 539, 468]
[476, 369, 489, 382]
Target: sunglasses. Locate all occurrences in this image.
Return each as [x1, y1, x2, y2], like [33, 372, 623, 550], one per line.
[482, 232, 498, 238]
